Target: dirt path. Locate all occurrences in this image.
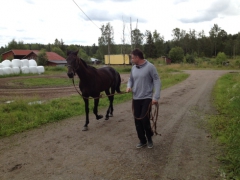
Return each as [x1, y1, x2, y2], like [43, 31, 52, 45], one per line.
[0, 70, 237, 180]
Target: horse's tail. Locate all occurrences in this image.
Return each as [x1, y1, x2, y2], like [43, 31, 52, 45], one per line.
[116, 72, 121, 93]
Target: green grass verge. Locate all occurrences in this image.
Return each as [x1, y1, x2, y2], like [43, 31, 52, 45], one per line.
[210, 72, 240, 179]
[0, 71, 188, 138]
[9, 77, 71, 88]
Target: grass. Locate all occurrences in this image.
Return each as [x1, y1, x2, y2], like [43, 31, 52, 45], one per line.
[210, 72, 240, 179]
[8, 77, 71, 88]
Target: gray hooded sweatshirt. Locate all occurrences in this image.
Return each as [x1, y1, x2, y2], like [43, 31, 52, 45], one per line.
[127, 60, 161, 101]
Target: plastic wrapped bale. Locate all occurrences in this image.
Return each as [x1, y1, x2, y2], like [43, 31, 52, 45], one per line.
[21, 66, 30, 74]
[12, 59, 21, 68]
[2, 67, 12, 75]
[37, 66, 45, 74]
[2, 60, 12, 67]
[0, 68, 3, 76]
[29, 59, 37, 67]
[21, 59, 29, 67]
[12, 67, 20, 74]
[29, 66, 38, 74]
[0, 63, 3, 68]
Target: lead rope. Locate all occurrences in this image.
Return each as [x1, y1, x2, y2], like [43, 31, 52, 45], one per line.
[132, 100, 160, 136]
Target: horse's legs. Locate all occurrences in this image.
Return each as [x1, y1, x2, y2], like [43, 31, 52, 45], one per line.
[83, 98, 89, 131]
[93, 98, 103, 120]
[109, 87, 115, 116]
[105, 88, 115, 120]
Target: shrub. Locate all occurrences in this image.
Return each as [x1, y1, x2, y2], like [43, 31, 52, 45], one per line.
[169, 47, 184, 63]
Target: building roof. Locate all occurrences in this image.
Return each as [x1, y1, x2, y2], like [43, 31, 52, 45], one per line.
[45, 52, 65, 61]
[21, 51, 65, 61]
[2, 49, 33, 56]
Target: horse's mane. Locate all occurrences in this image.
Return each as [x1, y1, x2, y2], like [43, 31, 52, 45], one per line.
[79, 58, 97, 70]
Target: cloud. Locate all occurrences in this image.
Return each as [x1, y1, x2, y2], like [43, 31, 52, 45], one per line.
[82, 9, 145, 23]
[16, 29, 26, 33]
[179, 0, 239, 23]
[109, 0, 136, 1]
[24, 0, 35, 4]
[173, 0, 189, 4]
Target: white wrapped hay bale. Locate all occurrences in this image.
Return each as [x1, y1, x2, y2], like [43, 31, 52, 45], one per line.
[12, 59, 21, 68]
[37, 66, 45, 74]
[12, 67, 20, 74]
[29, 66, 38, 74]
[21, 59, 29, 67]
[21, 66, 30, 74]
[0, 63, 3, 68]
[2, 60, 12, 67]
[2, 67, 12, 75]
[0, 68, 3, 76]
[29, 59, 37, 67]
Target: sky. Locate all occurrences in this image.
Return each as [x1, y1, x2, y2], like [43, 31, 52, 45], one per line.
[1, 0, 240, 48]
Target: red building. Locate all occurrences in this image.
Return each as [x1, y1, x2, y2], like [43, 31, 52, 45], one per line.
[1, 50, 66, 66]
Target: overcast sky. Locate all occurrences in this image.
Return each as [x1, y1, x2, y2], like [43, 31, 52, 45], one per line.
[1, 0, 240, 48]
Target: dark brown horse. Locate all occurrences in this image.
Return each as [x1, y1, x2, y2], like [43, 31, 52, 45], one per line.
[66, 50, 121, 131]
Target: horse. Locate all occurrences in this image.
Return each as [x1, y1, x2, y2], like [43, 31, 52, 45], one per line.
[66, 50, 122, 131]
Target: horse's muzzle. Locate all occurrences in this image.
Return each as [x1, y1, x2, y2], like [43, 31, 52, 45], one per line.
[67, 72, 74, 78]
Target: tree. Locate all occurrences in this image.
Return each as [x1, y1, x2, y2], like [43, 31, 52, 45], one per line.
[144, 30, 157, 58]
[98, 22, 115, 62]
[169, 47, 184, 63]
[51, 47, 65, 58]
[131, 28, 144, 49]
[7, 39, 28, 50]
[209, 24, 221, 56]
[172, 28, 181, 47]
[37, 49, 48, 66]
[153, 30, 164, 57]
[78, 47, 90, 64]
[67, 45, 79, 52]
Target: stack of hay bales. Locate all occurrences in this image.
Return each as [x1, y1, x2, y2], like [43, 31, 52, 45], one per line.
[1, 60, 13, 75]
[0, 59, 45, 76]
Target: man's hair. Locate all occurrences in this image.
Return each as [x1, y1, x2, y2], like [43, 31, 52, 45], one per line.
[131, 48, 144, 59]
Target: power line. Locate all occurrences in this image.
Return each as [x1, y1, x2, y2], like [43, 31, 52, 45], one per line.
[72, 0, 100, 30]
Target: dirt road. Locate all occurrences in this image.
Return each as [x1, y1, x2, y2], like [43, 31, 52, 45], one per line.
[0, 70, 235, 180]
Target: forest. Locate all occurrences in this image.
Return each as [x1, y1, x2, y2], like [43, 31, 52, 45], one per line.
[1, 23, 240, 64]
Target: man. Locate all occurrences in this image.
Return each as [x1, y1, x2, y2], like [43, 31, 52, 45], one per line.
[126, 48, 161, 149]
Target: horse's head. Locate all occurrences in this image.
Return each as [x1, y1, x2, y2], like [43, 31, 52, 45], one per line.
[66, 50, 79, 78]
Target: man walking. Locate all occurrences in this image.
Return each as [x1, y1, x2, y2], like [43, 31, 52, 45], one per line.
[126, 48, 161, 148]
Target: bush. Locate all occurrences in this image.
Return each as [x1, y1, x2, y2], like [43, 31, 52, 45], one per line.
[216, 52, 227, 65]
[169, 47, 184, 63]
[186, 53, 195, 63]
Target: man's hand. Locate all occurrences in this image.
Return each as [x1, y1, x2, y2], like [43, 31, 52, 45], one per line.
[126, 88, 131, 93]
[152, 100, 158, 105]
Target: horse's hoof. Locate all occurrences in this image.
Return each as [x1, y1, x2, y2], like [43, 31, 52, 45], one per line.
[97, 115, 103, 120]
[82, 126, 88, 131]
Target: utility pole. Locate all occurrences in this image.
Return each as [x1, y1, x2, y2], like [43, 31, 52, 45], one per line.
[107, 24, 111, 65]
[122, 16, 126, 66]
[130, 17, 133, 50]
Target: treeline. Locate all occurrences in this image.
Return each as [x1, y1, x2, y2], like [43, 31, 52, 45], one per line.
[1, 23, 240, 63]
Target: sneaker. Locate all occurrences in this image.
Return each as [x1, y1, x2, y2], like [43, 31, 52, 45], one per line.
[148, 141, 153, 148]
[136, 142, 147, 148]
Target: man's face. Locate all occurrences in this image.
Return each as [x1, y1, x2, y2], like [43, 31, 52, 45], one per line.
[131, 55, 139, 65]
